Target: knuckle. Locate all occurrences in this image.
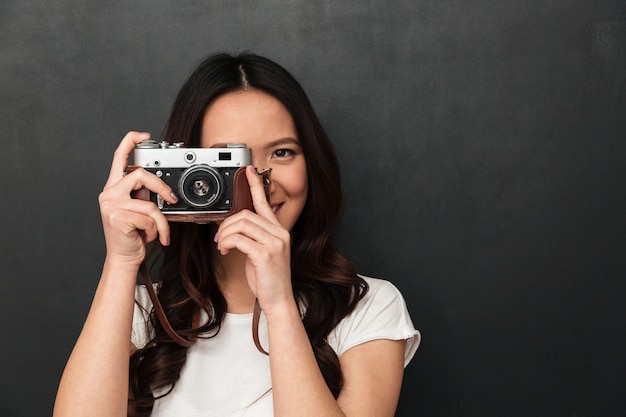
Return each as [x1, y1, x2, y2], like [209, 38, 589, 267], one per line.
[144, 216, 156, 230]
[126, 166, 143, 177]
[257, 251, 273, 263]
[141, 202, 164, 221]
[271, 238, 287, 253]
[106, 209, 125, 228]
[274, 229, 290, 246]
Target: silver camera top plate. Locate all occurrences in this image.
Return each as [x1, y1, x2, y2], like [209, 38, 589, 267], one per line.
[133, 140, 251, 168]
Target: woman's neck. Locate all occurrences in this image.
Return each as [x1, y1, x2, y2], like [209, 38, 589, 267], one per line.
[212, 248, 256, 314]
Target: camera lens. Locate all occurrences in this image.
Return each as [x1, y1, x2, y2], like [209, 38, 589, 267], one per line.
[179, 165, 223, 208]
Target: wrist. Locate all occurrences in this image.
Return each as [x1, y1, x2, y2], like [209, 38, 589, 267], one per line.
[104, 251, 145, 270]
[101, 255, 142, 286]
[262, 296, 301, 323]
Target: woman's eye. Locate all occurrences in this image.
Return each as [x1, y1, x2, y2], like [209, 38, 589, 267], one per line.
[273, 149, 295, 158]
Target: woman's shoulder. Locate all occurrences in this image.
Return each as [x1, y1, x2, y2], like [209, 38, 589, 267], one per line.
[328, 274, 420, 365]
[356, 275, 411, 313]
[359, 274, 403, 296]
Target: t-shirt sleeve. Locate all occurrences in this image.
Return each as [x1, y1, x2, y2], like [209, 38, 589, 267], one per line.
[131, 285, 155, 349]
[327, 276, 420, 367]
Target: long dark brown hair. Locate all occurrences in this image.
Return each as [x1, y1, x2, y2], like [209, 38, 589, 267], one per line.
[128, 52, 367, 416]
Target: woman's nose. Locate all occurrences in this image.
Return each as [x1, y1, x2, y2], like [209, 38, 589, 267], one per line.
[251, 155, 264, 172]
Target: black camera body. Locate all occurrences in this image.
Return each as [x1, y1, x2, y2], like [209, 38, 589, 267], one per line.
[132, 140, 252, 215]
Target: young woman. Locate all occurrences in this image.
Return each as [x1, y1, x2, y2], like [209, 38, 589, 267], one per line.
[54, 52, 419, 417]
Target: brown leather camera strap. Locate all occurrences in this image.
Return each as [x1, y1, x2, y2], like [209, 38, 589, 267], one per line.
[139, 262, 193, 347]
[252, 298, 269, 355]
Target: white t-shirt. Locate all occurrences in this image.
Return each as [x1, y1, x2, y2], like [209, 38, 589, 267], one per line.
[132, 276, 420, 417]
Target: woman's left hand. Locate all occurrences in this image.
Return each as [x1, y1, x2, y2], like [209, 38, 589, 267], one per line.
[214, 166, 294, 313]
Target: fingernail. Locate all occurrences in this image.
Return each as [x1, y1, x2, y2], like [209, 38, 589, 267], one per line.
[248, 166, 257, 174]
[213, 232, 219, 243]
[170, 192, 179, 202]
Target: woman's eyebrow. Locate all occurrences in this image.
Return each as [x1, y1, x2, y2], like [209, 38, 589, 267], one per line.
[264, 137, 301, 149]
[209, 138, 301, 149]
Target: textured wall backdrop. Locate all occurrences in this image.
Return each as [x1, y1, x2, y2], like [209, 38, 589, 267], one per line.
[1, 1, 624, 416]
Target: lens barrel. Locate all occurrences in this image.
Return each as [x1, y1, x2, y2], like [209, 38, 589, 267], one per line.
[179, 165, 223, 208]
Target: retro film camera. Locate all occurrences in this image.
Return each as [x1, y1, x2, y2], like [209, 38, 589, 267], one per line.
[129, 140, 270, 223]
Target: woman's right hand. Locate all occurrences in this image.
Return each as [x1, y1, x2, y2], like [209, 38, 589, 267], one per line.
[98, 131, 179, 266]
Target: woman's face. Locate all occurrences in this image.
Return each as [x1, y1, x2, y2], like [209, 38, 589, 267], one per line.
[201, 89, 308, 231]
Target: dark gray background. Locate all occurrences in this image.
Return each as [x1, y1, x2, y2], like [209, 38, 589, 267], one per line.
[1, 1, 625, 416]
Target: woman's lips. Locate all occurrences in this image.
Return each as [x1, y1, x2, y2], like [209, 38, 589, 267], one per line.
[271, 203, 283, 213]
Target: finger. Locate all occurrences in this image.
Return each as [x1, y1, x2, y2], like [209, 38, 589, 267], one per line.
[109, 209, 161, 245]
[216, 213, 289, 254]
[104, 167, 179, 206]
[245, 166, 276, 222]
[217, 226, 286, 258]
[132, 197, 172, 247]
[217, 206, 278, 239]
[124, 168, 179, 205]
[217, 232, 256, 256]
[218, 215, 275, 244]
[103, 198, 172, 246]
[105, 131, 152, 188]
